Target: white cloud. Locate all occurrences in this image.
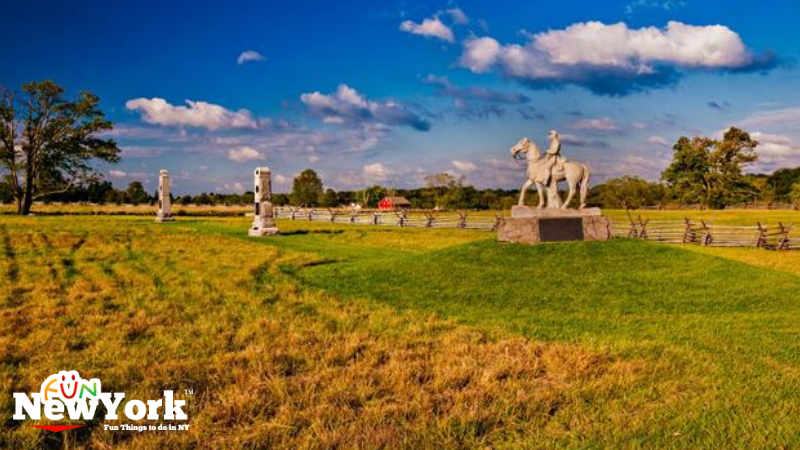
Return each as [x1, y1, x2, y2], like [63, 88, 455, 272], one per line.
[363, 162, 393, 181]
[572, 117, 618, 131]
[647, 136, 670, 146]
[459, 21, 772, 95]
[126, 98, 258, 131]
[227, 146, 264, 162]
[237, 50, 266, 65]
[400, 16, 454, 43]
[741, 107, 800, 129]
[446, 8, 469, 25]
[223, 182, 245, 192]
[108, 170, 127, 178]
[307, 155, 320, 163]
[300, 84, 430, 131]
[274, 174, 288, 184]
[451, 159, 477, 173]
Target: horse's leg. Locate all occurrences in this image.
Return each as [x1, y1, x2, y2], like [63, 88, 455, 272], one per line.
[562, 173, 577, 209]
[579, 165, 591, 209]
[535, 181, 545, 208]
[518, 179, 533, 206]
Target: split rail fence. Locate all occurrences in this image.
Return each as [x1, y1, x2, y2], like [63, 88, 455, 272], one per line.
[273, 207, 798, 250]
[617, 214, 798, 250]
[274, 207, 503, 231]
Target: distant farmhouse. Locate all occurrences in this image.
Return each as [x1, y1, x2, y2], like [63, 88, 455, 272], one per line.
[378, 196, 411, 210]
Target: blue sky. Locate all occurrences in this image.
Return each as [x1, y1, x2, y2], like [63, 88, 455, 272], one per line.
[3, 0, 800, 194]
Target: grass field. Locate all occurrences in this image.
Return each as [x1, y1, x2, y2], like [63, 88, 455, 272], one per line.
[1, 211, 800, 449]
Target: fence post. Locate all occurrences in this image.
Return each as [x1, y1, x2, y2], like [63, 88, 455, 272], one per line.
[756, 222, 767, 248]
[458, 212, 468, 229]
[778, 222, 791, 250]
[700, 220, 712, 246]
[425, 213, 435, 228]
[637, 216, 649, 239]
[683, 218, 693, 243]
[491, 214, 503, 232]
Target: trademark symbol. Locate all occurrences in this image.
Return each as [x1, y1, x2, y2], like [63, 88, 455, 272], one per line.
[184, 389, 193, 395]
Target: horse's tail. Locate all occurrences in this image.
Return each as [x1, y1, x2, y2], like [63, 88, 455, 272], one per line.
[580, 165, 591, 207]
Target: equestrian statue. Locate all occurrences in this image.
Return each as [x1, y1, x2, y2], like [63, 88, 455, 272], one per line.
[510, 130, 591, 209]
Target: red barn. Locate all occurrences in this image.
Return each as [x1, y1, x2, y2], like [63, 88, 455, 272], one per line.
[378, 196, 411, 210]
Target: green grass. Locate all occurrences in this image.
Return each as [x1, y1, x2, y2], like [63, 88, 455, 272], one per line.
[3, 214, 800, 449]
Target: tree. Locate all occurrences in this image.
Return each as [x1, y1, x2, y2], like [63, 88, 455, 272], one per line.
[661, 128, 758, 208]
[791, 182, 800, 210]
[321, 188, 338, 207]
[290, 169, 324, 206]
[767, 167, 800, 202]
[125, 181, 149, 205]
[591, 176, 667, 209]
[424, 173, 463, 209]
[0, 80, 120, 214]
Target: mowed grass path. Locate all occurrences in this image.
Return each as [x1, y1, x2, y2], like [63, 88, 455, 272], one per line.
[2, 214, 800, 449]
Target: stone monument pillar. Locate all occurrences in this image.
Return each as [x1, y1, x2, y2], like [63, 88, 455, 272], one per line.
[248, 167, 279, 236]
[155, 169, 174, 222]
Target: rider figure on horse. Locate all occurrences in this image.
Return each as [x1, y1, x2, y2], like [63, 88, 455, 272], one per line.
[542, 129, 562, 186]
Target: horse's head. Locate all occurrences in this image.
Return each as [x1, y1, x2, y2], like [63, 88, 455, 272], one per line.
[511, 137, 531, 158]
[511, 137, 541, 160]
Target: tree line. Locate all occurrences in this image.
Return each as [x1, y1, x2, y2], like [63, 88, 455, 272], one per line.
[2, 80, 800, 213]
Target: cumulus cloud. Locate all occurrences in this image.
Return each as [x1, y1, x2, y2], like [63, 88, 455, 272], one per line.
[459, 21, 776, 95]
[572, 117, 618, 131]
[741, 107, 800, 129]
[227, 146, 264, 162]
[237, 50, 266, 65]
[750, 132, 800, 170]
[559, 134, 610, 148]
[126, 98, 258, 130]
[424, 75, 529, 104]
[446, 8, 469, 25]
[300, 84, 430, 131]
[400, 16, 454, 43]
[108, 170, 127, 178]
[647, 136, 670, 147]
[452, 159, 477, 173]
[361, 162, 396, 183]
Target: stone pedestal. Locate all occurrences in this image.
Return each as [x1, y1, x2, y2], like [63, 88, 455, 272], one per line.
[498, 207, 612, 244]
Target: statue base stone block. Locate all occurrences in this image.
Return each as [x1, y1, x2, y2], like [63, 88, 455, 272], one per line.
[248, 227, 280, 237]
[498, 207, 612, 244]
[249, 226, 279, 237]
[155, 214, 174, 223]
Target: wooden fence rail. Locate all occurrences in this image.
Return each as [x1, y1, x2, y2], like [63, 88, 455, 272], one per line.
[620, 214, 796, 250]
[274, 207, 503, 231]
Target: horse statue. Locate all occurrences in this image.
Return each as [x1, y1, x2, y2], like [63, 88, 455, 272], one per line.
[511, 136, 591, 209]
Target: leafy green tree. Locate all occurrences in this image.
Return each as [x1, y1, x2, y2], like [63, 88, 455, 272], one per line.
[424, 173, 463, 209]
[362, 185, 386, 208]
[291, 169, 324, 206]
[767, 167, 800, 202]
[592, 176, 665, 209]
[0, 80, 120, 214]
[321, 188, 338, 207]
[661, 128, 758, 208]
[125, 181, 150, 205]
[791, 182, 800, 210]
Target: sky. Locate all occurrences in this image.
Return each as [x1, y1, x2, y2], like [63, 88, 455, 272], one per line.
[2, 0, 800, 194]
